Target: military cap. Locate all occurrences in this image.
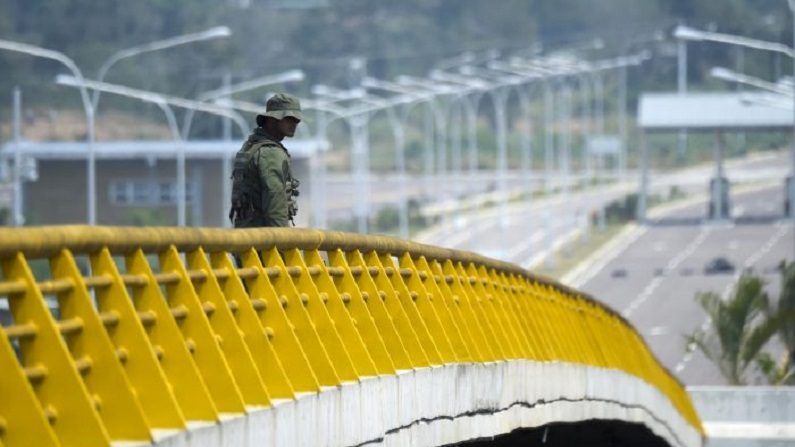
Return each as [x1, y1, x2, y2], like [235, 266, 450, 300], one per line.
[260, 93, 303, 121]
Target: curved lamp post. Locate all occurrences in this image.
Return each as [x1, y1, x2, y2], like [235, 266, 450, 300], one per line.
[460, 65, 542, 197]
[363, 77, 443, 237]
[1, 29, 231, 226]
[710, 67, 792, 96]
[0, 39, 97, 224]
[395, 75, 469, 205]
[93, 26, 232, 110]
[674, 25, 794, 57]
[56, 75, 247, 227]
[311, 84, 421, 235]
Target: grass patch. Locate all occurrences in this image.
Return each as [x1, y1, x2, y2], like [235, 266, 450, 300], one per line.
[533, 224, 626, 279]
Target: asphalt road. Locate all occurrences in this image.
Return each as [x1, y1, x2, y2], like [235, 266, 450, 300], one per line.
[415, 151, 789, 270]
[411, 150, 791, 386]
[577, 186, 792, 385]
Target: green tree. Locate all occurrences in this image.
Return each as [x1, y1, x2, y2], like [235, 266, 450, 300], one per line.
[687, 274, 779, 385]
[757, 261, 795, 384]
[777, 262, 795, 366]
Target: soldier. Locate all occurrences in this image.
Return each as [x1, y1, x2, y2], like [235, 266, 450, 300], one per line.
[229, 93, 302, 228]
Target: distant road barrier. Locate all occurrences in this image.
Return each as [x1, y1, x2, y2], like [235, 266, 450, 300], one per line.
[0, 226, 703, 447]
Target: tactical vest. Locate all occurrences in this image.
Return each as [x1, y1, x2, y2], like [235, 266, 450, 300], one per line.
[229, 135, 299, 227]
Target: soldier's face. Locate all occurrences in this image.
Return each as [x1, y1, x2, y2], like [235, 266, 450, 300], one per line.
[278, 117, 300, 137]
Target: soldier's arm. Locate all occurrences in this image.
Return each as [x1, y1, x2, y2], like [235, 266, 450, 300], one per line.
[258, 146, 290, 227]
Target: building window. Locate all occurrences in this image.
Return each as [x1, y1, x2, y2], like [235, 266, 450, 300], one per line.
[110, 182, 131, 205]
[109, 179, 194, 206]
[158, 182, 175, 203]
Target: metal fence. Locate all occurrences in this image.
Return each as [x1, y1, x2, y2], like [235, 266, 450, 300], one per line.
[0, 226, 701, 446]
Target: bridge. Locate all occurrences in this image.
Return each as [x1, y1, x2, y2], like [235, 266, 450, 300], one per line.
[0, 226, 702, 446]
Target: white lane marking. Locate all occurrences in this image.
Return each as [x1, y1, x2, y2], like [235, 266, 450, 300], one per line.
[652, 242, 666, 252]
[507, 214, 577, 262]
[521, 227, 583, 269]
[675, 224, 791, 374]
[441, 215, 496, 247]
[728, 240, 739, 250]
[665, 228, 712, 272]
[505, 229, 547, 260]
[649, 326, 670, 336]
[622, 277, 663, 318]
[563, 225, 648, 288]
[623, 227, 713, 318]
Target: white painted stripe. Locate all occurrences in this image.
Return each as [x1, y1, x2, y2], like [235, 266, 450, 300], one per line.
[622, 227, 712, 318]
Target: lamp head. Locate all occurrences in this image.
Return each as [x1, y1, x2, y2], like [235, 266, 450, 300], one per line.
[673, 25, 705, 41]
[282, 69, 305, 83]
[204, 26, 232, 39]
[709, 66, 735, 81]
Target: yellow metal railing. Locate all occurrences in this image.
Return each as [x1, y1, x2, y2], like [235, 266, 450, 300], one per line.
[0, 226, 702, 446]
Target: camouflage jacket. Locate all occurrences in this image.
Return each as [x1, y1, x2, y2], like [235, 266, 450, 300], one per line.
[229, 127, 298, 228]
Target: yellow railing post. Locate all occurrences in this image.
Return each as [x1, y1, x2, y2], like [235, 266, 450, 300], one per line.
[428, 259, 485, 362]
[282, 248, 359, 381]
[261, 246, 340, 387]
[0, 330, 60, 447]
[453, 262, 506, 360]
[48, 249, 152, 441]
[238, 247, 320, 393]
[124, 249, 218, 421]
[186, 247, 271, 406]
[465, 263, 517, 358]
[90, 248, 186, 429]
[209, 250, 295, 399]
[159, 246, 246, 413]
[327, 249, 396, 374]
[442, 260, 497, 362]
[344, 249, 413, 369]
[410, 255, 471, 361]
[361, 251, 430, 368]
[379, 253, 444, 365]
[302, 249, 379, 378]
[1, 253, 110, 447]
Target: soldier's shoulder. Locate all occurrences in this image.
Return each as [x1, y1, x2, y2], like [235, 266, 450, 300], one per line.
[252, 137, 281, 149]
[257, 142, 290, 163]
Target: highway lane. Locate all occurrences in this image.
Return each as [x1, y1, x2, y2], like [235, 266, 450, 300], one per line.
[314, 150, 788, 224]
[413, 151, 789, 269]
[314, 151, 791, 385]
[578, 186, 793, 385]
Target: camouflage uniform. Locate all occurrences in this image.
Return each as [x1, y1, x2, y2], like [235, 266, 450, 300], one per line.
[229, 94, 302, 228]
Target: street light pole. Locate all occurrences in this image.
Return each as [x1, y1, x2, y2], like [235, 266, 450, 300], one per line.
[56, 75, 249, 227]
[674, 25, 795, 57]
[709, 67, 792, 95]
[790, 0, 795, 260]
[677, 37, 688, 163]
[396, 76, 463, 202]
[493, 87, 510, 230]
[151, 101, 188, 226]
[544, 81, 556, 195]
[92, 26, 232, 110]
[0, 39, 97, 224]
[618, 61, 628, 179]
[12, 87, 23, 226]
